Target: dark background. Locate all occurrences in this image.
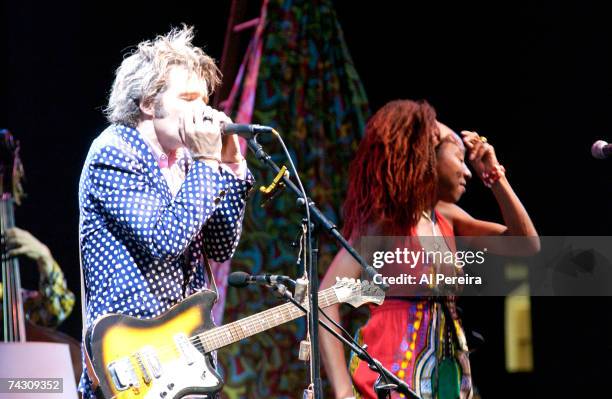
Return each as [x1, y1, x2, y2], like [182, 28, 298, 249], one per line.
[2, 0, 612, 396]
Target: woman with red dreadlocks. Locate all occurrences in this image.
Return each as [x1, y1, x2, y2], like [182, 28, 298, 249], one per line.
[319, 99, 538, 399]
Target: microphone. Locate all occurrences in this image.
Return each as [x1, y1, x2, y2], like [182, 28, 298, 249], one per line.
[591, 140, 612, 159]
[228, 271, 295, 288]
[221, 123, 274, 139]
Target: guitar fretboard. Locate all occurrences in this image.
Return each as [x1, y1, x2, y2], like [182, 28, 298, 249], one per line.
[195, 287, 339, 352]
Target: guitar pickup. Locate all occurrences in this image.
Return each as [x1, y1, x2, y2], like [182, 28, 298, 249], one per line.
[134, 352, 151, 384]
[138, 346, 162, 381]
[174, 334, 197, 365]
[108, 357, 139, 391]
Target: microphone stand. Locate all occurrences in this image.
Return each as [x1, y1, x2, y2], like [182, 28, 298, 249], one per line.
[247, 137, 380, 282]
[246, 137, 383, 399]
[268, 285, 420, 399]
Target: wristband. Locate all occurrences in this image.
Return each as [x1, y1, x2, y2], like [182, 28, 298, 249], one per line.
[481, 164, 506, 188]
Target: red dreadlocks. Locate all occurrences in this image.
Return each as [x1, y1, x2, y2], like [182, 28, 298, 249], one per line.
[342, 100, 439, 237]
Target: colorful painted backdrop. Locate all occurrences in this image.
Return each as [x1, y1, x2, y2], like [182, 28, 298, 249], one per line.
[218, 0, 370, 397]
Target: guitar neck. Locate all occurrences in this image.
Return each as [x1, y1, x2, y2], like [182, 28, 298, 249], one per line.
[196, 287, 339, 352]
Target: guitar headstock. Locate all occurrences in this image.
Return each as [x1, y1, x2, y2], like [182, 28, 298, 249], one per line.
[332, 277, 385, 308]
[0, 129, 25, 204]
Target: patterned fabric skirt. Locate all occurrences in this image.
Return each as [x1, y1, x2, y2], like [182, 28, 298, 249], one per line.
[349, 299, 473, 399]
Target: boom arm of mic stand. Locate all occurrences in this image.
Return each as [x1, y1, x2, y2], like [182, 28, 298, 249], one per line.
[246, 138, 380, 283]
[247, 136, 388, 399]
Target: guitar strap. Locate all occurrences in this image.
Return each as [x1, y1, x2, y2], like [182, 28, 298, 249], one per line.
[202, 251, 219, 301]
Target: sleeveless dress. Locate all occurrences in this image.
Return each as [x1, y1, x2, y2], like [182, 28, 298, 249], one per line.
[349, 211, 473, 399]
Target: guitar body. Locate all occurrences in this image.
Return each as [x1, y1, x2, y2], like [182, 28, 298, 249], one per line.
[85, 278, 384, 399]
[86, 290, 223, 399]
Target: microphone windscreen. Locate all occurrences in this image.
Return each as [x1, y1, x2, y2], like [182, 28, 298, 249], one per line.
[591, 140, 609, 159]
[228, 271, 251, 288]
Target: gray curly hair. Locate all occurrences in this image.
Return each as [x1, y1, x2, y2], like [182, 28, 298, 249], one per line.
[105, 25, 221, 127]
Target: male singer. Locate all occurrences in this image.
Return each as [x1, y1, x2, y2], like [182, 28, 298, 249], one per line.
[78, 25, 252, 398]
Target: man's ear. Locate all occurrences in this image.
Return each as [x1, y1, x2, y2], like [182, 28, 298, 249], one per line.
[139, 97, 155, 118]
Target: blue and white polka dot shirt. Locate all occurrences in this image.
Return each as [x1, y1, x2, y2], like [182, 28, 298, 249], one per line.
[77, 125, 252, 397]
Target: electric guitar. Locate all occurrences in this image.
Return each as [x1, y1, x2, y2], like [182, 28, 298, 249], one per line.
[85, 278, 384, 398]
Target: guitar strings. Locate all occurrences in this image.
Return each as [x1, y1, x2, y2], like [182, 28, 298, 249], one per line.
[114, 288, 342, 365]
[1, 197, 26, 341]
[121, 295, 309, 362]
[189, 289, 339, 352]
[106, 283, 379, 381]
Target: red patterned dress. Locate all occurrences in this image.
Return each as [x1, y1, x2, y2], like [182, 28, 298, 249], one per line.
[349, 211, 473, 399]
